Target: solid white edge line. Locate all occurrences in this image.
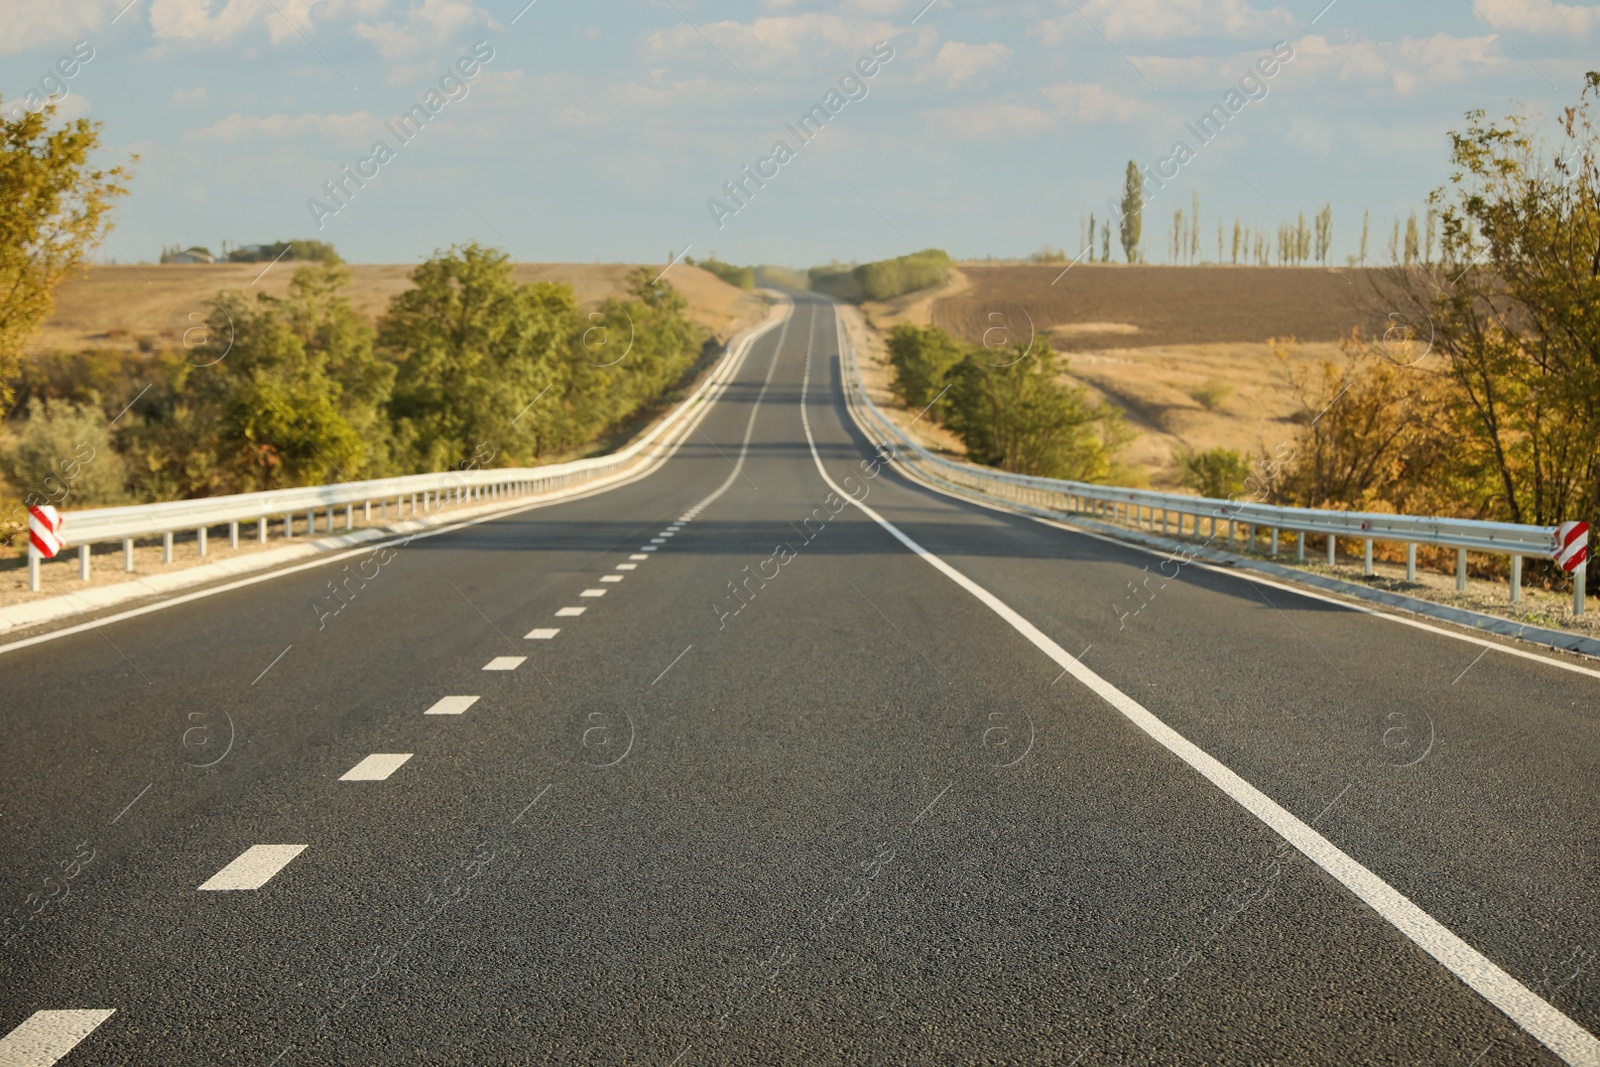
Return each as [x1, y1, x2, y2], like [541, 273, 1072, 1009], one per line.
[0, 1009, 116, 1066]
[0, 301, 790, 660]
[801, 303, 1600, 1067]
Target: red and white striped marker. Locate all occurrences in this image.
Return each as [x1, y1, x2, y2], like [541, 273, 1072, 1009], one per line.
[27, 505, 65, 559]
[1555, 520, 1589, 573]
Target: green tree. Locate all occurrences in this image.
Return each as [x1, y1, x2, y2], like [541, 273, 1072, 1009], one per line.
[0, 102, 132, 410]
[382, 243, 577, 470]
[123, 261, 391, 496]
[885, 324, 963, 413]
[942, 341, 1130, 480]
[1119, 161, 1143, 263]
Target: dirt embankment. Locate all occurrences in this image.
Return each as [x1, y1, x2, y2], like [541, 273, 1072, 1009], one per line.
[26, 262, 767, 356]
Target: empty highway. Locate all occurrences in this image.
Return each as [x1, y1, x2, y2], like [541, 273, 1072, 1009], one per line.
[2, 296, 1597, 1065]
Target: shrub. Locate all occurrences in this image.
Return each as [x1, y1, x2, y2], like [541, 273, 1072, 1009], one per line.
[689, 256, 754, 289]
[885, 324, 963, 414]
[0, 397, 128, 508]
[941, 342, 1130, 481]
[853, 249, 952, 302]
[1188, 377, 1234, 412]
[1175, 446, 1250, 499]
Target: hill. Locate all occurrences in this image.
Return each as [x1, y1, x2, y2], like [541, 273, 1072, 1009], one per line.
[25, 261, 766, 357]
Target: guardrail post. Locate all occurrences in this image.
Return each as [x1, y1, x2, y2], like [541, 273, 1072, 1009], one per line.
[79, 544, 90, 582]
[28, 545, 40, 592]
[1510, 555, 1522, 603]
[258, 518, 267, 543]
[364, 501, 371, 521]
[123, 538, 134, 572]
[1363, 539, 1373, 576]
[285, 513, 293, 539]
[1457, 548, 1467, 590]
[1227, 520, 1235, 547]
[305, 508, 314, 534]
[380, 498, 387, 518]
[1296, 531, 1305, 562]
[1269, 528, 1279, 557]
[229, 521, 239, 549]
[1405, 543, 1416, 581]
[163, 531, 174, 562]
[411, 492, 418, 513]
[324, 506, 333, 531]
[197, 526, 207, 556]
[1576, 562, 1587, 617]
[345, 504, 353, 530]
[1327, 535, 1336, 566]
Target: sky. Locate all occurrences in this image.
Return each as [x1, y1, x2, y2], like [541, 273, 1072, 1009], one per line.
[5, 0, 1598, 268]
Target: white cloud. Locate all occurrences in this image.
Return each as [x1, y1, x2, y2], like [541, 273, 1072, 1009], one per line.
[644, 14, 921, 74]
[1475, 0, 1598, 37]
[185, 110, 379, 141]
[147, 0, 455, 51]
[1029, 0, 1296, 45]
[1287, 32, 1507, 94]
[924, 97, 1054, 140]
[1040, 81, 1154, 123]
[353, 0, 485, 60]
[173, 85, 209, 104]
[918, 41, 1012, 88]
[0, 2, 115, 55]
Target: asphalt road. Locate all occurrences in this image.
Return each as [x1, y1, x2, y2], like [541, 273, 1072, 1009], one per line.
[1, 295, 1597, 1066]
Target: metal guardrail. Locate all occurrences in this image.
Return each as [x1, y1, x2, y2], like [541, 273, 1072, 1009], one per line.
[27, 306, 786, 591]
[833, 310, 1589, 616]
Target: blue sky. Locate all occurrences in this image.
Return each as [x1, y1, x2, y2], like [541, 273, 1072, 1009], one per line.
[6, 0, 1598, 267]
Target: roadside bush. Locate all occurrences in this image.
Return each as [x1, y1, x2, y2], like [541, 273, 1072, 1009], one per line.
[0, 397, 128, 507]
[885, 324, 963, 414]
[941, 341, 1130, 481]
[853, 249, 951, 302]
[1175, 446, 1249, 498]
[690, 256, 754, 289]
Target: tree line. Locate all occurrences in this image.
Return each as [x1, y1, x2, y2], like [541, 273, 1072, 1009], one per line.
[1, 244, 707, 519]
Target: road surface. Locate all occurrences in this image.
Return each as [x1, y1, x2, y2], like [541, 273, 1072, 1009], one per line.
[1, 296, 1597, 1065]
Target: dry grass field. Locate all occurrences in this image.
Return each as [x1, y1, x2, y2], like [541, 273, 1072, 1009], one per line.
[26, 261, 766, 357]
[859, 263, 1394, 489]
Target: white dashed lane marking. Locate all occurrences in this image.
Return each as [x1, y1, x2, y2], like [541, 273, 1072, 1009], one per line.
[0, 1009, 116, 1066]
[580, 589, 607, 598]
[556, 606, 587, 616]
[484, 656, 525, 671]
[600, 575, 623, 583]
[198, 844, 307, 891]
[640, 546, 658, 552]
[424, 695, 480, 715]
[339, 754, 413, 781]
[525, 628, 560, 639]
[616, 563, 637, 571]
[650, 538, 667, 544]
[629, 554, 649, 560]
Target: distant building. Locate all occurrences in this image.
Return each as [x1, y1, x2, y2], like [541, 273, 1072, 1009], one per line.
[160, 245, 215, 264]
